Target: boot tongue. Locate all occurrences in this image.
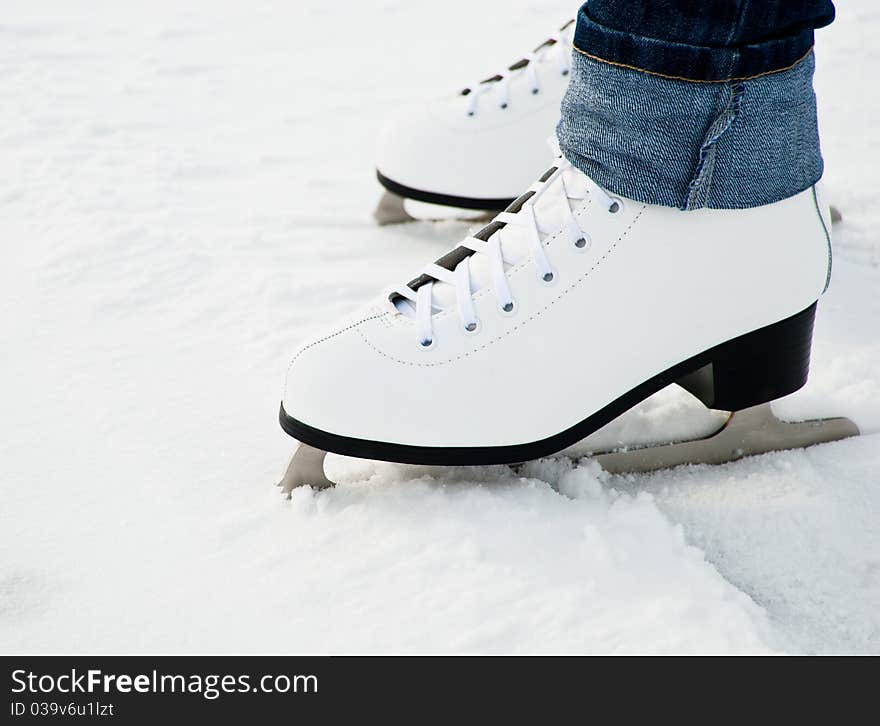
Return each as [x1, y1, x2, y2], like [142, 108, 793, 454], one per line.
[404, 164, 586, 314]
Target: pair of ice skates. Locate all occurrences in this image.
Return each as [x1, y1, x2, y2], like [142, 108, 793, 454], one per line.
[279, 23, 858, 493]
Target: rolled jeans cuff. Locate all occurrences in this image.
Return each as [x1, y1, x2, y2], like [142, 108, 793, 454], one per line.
[556, 50, 823, 210]
[573, 4, 816, 82]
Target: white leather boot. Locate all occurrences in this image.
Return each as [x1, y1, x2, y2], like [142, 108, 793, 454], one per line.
[279, 156, 858, 490]
[374, 22, 573, 223]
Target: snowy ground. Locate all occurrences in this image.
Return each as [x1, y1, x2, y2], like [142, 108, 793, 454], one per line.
[1, 1, 878, 654]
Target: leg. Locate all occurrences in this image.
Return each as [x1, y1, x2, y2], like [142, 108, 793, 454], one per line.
[558, 0, 836, 210]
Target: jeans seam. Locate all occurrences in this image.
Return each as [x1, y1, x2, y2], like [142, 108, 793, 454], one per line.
[725, 0, 748, 46]
[571, 44, 814, 84]
[683, 81, 745, 210]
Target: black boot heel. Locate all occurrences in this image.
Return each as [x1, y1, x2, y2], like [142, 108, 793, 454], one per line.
[677, 302, 817, 412]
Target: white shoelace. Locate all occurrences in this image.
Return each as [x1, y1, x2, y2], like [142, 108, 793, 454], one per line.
[463, 21, 574, 117]
[391, 158, 620, 347]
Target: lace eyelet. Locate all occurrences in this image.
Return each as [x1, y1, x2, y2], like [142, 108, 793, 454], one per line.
[499, 300, 517, 316]
[463, 320, 481, 336]
[561, 69, 569, 76]
[574, 235, 590, 251]
[466, 111, 475, 117]
[499, 102, 508, 110]
[531, 88, 540, 95]
[542, 271, 556, 284]
[418, 337, 435, 350]
[608, 198, 623, 214]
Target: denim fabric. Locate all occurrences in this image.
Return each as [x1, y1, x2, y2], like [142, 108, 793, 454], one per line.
[575, 1, 835, 82]
[557, 51, 823, 210]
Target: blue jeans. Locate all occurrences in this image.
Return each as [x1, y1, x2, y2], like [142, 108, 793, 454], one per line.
[557, 1, 836, 210]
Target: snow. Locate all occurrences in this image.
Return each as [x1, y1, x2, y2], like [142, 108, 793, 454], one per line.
[1, 0, 878, 654]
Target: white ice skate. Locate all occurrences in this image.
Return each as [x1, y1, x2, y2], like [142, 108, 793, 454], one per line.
[373, 19, 844, 227]
[374, 21, 575, 224]
[280, 158, 857, 492]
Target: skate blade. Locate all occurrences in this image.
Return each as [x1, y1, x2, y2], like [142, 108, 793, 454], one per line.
[593, 403, 859, 475]
[373, 190, 495, 226]
[373, 190, 417, 225]
[277, 443, 335, 496]
[276, 404, 859, 493]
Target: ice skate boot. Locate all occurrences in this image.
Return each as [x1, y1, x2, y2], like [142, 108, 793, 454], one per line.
[374, 21, 574, 224]
[282, 158, 857, 492]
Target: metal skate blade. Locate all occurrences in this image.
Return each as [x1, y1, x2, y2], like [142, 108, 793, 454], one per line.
[374, 191, 417, 225]
[374, 190, 496, 226]
[594, 403, 859, 475]
[278, 443, 335, 496]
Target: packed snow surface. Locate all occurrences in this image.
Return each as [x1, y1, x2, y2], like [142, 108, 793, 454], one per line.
[1, 0, 879, 653]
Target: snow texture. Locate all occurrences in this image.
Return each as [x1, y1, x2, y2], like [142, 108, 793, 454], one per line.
[1, 0, 878, 654]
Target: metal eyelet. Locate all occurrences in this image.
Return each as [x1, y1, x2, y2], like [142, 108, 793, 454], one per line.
[463, 320, 481, 336]
[542, 271, 555, 284]
[608, 198, 623, 214]
[574, 234, 590, 251]
[418, 337, 435, 350]
[499, 300, 517, 316]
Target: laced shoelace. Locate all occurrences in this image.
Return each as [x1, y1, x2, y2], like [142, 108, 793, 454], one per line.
[391, 158, 620, 347]
[463, 21, 574, 117]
